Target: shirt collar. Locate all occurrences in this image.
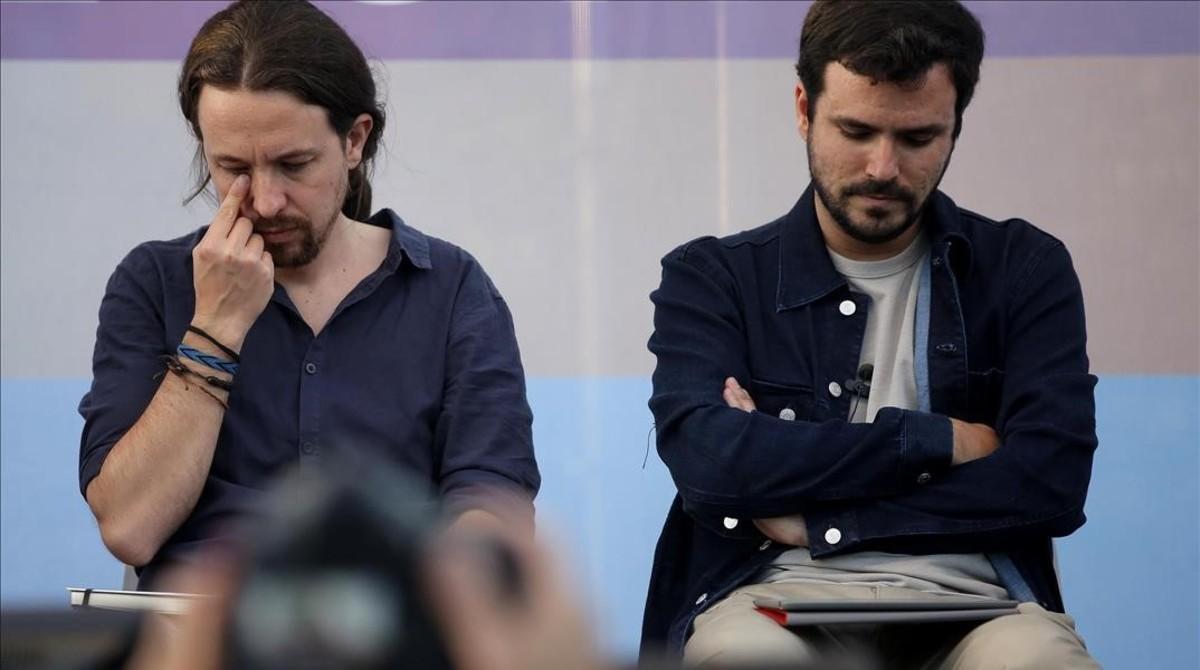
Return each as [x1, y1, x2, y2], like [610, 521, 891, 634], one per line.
[366, 208, 433, 271]
[776, 185, 973, 311]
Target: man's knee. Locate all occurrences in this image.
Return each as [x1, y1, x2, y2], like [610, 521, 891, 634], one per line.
[684, 608, 818, 666]
[944, 604, 1098, 670]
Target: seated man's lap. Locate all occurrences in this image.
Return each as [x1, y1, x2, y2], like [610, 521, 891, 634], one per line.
[684, 583, 1097, 669]
[684, 582, 930, 666]
[936, 603, 1098, 670]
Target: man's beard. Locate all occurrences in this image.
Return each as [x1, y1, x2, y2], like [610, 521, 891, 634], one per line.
[254, 212, 336, 268]
[807, 141, 946, 246]
[255, 174, 347, 268]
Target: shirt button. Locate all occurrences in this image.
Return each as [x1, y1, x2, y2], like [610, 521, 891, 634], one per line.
[824, 527, 842, 545]
[722, 517, 739, 530]
[778, 408, 796, 421]
[917, 472, 933, 484]
[695, 593, 708, 605]
[932, 257, 943, 266]
[838, 299, 857, 316]
[301, 441, 316, 455]
[828, 381, 843, 398]
[304, 362, 317, 374]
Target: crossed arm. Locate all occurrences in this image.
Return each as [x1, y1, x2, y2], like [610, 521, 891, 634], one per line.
[720, 376, 1000, 547]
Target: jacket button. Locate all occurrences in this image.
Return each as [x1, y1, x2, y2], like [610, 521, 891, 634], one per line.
[778, 408, 796, 421]
[723, 517, 739, 530]
[828, 381, 843, 398]
[824, 527, 842, 545]
[695, 593, 708, 605]
[917, 472, 932, 484]
[304, 362, 318, 374]
[838, 299, 857, 316]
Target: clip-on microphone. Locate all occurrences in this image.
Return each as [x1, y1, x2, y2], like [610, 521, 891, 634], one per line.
[845, 363, 873, 399]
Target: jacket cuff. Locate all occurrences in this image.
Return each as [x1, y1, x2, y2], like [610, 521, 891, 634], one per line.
[899, 409, 954, 486]
[804, 509, 861, 557]
[681, 500, 763, 540]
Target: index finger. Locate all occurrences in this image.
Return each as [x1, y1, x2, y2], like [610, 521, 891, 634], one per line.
[207, 175, 249, 238]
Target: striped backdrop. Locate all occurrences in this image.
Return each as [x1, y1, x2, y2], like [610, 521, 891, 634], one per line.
[2, 2, 1196, 666]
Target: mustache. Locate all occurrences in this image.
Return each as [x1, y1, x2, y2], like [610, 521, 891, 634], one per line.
[253, 215, 308, 234]
[842, 180, 915, 203]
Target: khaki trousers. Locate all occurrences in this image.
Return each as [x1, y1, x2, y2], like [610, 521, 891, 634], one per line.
[683, 582, 1100, 669]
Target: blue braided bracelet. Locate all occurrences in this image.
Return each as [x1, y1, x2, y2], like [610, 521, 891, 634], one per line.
[177, 344, 240, 376]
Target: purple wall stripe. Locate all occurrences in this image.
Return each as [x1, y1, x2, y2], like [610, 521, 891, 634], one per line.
[2, 1, 1197, 61]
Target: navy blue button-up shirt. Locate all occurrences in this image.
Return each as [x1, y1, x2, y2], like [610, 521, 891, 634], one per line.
[642, 187, 1097, 653]
[79, 210, 539, 587]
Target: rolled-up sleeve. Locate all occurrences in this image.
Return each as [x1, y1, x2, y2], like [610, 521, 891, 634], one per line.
[78, 246, 169, 497]
[433, 257, 540, 517]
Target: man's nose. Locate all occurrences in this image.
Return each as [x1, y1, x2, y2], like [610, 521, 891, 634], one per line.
[241, 173, 286, 220]
[865, 138, 900, 183]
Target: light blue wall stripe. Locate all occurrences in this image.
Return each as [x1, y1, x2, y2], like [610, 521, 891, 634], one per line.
[1057, 374, 1200, 669]
[1, 375, 1196, 668]
[0, 380, 124, 603]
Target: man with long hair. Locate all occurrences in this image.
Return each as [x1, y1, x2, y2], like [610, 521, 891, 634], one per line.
[78, 0, 539, 590]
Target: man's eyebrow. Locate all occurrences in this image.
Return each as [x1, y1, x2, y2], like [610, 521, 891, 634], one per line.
[896, 123, 949, 135]
[271, 148, 320, 162]
[210, 152, 247, 164]
[832, 116, 874, 130]
[211, 148, 320, 163]
[830, 116, 949, 134]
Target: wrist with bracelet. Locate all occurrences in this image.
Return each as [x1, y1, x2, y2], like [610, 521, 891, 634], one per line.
[177, 344, 239, 376]
[186, 324, 242, 361]
[179, 323, 241, 379]
[160, 355, 231, 409]
[158, 325, 243, 409]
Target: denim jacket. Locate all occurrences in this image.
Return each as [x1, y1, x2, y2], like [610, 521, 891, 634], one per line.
[641, 186, 1097, 654]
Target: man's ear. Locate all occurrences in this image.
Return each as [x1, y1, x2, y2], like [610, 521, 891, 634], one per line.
[795, 83, 812, 141]
[344, 113, 373, 169]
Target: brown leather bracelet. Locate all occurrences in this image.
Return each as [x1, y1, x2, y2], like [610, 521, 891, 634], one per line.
[160, 355, 231, 409]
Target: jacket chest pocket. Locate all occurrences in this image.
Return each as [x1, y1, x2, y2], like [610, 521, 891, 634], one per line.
[748, 378, 816, 422]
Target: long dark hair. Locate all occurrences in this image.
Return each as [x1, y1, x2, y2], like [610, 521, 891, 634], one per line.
[796, 0, 985, 139]
[178, 0, 386, 220]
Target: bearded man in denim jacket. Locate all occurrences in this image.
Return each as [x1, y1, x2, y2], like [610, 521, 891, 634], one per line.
[642, 2, 1099, 667]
